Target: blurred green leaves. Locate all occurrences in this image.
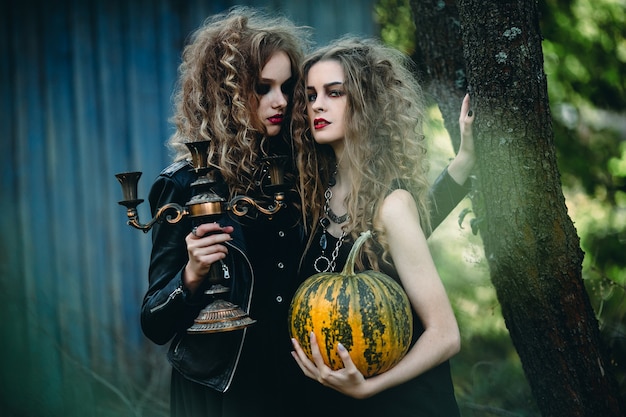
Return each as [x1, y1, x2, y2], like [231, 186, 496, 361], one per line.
[374, 0, 416, 55]
[541, 0, 626, 109]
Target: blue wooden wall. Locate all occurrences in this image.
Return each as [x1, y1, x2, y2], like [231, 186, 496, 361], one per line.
[0, 0, 376, 415]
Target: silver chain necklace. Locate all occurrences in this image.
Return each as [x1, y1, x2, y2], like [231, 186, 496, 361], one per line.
[314, 186, 348, 273]
[324, 187, 351, 224]
[313, 217, 346, 273]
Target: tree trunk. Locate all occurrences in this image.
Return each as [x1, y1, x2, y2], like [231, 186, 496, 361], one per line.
[411, 0, 625, 415]
[410, 0, 466, 150]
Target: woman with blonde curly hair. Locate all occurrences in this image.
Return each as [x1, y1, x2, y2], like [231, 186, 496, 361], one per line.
[142, 7, 314, 417]
[291, 37, 472, 416]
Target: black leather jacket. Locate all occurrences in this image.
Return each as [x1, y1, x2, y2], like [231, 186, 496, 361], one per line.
[141, 160, 260, 392]
[141, 161, 470, 393]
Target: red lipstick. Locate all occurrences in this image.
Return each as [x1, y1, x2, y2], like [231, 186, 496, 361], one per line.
[314, 118, 330, 129]
[268, 114, 284, 124]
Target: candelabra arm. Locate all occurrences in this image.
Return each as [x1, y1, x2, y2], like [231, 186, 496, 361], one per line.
[228, 193, 286, 217]
[121, 202, 188, 232]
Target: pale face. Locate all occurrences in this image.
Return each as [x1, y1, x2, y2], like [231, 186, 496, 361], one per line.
[256, 51, 293, 137]
[306, 60, 347, 151]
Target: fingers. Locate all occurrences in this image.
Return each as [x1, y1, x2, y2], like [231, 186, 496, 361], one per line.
[292, 335, 368, 397]
[291, 333, 334, 383]
[291, 338, 318, 379]
[186, 223, 233, 251]
[188, 243, 228, 264]
[184, 223, 233, 281]
[309, 333, 343, 386]
[459, 93, 475, 123]
[459, 95, 475, 157]
[190, 222, 234, 239]
[335, 343, 355, 372]
[309, 331, 326, 367]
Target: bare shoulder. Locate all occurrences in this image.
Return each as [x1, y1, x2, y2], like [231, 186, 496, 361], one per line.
[379, 189, 419, 218]
[378, 189, 422, 234]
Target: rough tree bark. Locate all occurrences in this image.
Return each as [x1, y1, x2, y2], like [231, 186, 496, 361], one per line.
[410, 0, 625, 416]
[411, 0, 466, 150]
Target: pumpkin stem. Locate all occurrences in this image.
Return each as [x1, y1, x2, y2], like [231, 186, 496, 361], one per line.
[341, 230, 372, 276]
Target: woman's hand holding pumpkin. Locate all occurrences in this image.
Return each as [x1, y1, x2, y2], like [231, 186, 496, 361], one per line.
[291, 333, 373, 399]
[184, 222, 233, 295]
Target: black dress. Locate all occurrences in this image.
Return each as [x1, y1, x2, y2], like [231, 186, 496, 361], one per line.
[295, 228, 461, 417]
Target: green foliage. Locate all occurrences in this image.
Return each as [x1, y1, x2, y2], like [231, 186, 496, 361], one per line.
[542, 0, 626, 215]
[377, 0, 626, 412]
[374, 0, 416, 54]
[541, 0, 626, 109]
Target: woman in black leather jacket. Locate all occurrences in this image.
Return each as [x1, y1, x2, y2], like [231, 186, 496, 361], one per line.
[140, 7, 475, 417]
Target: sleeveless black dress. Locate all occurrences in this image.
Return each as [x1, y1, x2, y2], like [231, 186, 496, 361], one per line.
[293, 220, 461, 417]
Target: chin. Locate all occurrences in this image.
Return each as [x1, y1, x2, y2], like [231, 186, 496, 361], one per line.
[265, 126, 282, 137]
[313, 135, 338, 145]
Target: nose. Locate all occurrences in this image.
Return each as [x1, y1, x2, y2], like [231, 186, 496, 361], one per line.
[271, 88, 287, 109]
[311, 95, 324, 112]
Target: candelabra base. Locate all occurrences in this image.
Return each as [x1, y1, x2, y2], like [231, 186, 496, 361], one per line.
[187, 298, 256, 333]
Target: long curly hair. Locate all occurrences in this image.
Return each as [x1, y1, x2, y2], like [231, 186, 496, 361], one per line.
[294, 37, 432, 269]
[168, 7, 311, 199]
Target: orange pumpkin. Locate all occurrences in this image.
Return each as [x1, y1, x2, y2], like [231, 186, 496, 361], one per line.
[289, 231, 413, 377]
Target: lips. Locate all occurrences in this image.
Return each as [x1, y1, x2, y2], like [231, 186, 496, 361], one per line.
[268, 114, 284, 124]
[314, 118, 330, 129]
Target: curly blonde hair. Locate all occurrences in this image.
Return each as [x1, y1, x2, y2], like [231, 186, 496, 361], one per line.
[168, 7, 311, 198]
[295, 37, 431, 269]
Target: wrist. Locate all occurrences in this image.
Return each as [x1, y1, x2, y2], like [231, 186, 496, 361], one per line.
[183, 264, 203, 295]
[447, 153, 475, 185]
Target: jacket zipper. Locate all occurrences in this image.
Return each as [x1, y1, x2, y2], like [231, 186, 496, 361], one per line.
[149, 285, 183, 314]
[221, 261, 230, 279]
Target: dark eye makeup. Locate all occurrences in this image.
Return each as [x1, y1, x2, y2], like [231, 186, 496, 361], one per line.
[281, 79, 295, 95]
[255, 83, 270, 95]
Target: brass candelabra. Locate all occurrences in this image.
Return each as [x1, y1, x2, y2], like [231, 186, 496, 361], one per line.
[115, 140, 288, 333]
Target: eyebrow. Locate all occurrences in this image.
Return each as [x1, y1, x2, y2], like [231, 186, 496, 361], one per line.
[260, 77, 293, 84]
[306, 81, 344, 89]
